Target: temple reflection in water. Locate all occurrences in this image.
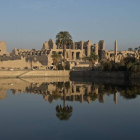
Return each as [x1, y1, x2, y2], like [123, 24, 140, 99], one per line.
[0, 78, 140, 104]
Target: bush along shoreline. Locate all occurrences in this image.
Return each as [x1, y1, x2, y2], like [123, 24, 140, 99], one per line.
[97, 57, 140, 77]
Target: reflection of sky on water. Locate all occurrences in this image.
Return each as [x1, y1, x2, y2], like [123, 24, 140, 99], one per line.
[0, 79, 140, 140]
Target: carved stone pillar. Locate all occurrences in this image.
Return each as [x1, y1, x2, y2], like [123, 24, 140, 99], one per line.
[73, 52, 76, 60]
[73, 43, 75, 50]
[68, 51, 72, 60]
[80, 41, 84, 50]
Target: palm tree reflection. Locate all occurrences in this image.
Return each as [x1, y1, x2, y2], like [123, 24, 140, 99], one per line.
[56, 105, 73, 121]
[56, 82, 73, 121]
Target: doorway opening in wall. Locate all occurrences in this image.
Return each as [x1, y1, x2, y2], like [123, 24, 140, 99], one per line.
[76, 52, 80, 59]
[33, 66, 39, 70]
[72, 52, 74, 60]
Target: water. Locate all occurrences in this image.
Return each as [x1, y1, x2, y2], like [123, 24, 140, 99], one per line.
[0, 78, 140, 140]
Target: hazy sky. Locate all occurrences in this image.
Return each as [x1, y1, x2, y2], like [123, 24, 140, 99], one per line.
[0, 0, 140, 52]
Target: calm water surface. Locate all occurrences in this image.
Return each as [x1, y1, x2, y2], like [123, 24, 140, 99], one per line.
[0, 78, 140, 140]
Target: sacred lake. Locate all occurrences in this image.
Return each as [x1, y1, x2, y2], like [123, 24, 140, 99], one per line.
[0, 77, 140, 140]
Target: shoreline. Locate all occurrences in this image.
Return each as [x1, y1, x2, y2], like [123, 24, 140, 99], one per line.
[0, 70, 70, 78]
[1, 70, 140, 79]
[70, 71, 140, 79]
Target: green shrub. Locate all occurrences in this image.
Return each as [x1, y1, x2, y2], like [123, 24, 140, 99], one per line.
[99, 57, 140, 74]
[58, 64, 63, 70]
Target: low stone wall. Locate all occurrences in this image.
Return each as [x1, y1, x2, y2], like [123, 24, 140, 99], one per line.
[0, 70, 70, 78]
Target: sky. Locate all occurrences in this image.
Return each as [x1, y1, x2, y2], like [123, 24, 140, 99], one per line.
[0, 0, 140, 52]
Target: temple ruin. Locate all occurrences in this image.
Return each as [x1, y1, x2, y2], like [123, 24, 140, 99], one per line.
[0, 39, 140, 70]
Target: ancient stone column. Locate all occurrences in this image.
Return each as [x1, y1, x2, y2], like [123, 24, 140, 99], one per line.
[79, 52, 82, 59]
[87, 45, 91, 57]
[68, 51, 72, 60]
[79, 87, 82, 94]
[87, 40, 92, 56]
[114, 40, 117, 56]
[94, 44, 99, 55]
[80, 41, 84, 50]
[98, 40, 105, 50]
[73, 52, 76, 60]
[73, 43, 75, 50]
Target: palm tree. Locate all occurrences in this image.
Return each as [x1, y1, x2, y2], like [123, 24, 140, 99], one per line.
[128, 48, 133, 51]
[51, 52, 62, 70]
[56, 31, 73, 69]
[83, 52, 98, 70]
[135, 48, 138, 51]
[67, 39, 73, 49]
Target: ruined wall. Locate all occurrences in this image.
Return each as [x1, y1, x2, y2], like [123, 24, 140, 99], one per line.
[0, 54, 49, 69]
[36, 55, 48, 65]
[11, 48, 31, 56]
[1, 56, 21, 61]
[17, 49, 31, 52]
[98, 50, 107, 61]
[42, 39, 56, 50]
[43, 41, 49, 50]
[0, 57, 43, 69]
[25, 55, 48, 66]
[104, 50, 140, 62]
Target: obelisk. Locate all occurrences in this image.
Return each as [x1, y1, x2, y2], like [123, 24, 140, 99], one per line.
[114, 40, 118, 62]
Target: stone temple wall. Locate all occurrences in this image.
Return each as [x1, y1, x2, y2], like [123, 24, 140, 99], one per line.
[0, 54, 48, 69]
[0, 57, 43, 70]
[2, 38, 139, 70]
[36, 55, 48, 65]
[1, 56, 21, 61]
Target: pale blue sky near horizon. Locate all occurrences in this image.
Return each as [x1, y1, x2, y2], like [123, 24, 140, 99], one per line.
[0, 0, 140, 52]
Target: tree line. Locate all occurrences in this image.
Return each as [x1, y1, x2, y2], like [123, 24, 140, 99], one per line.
[98, 57, 140, 74]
